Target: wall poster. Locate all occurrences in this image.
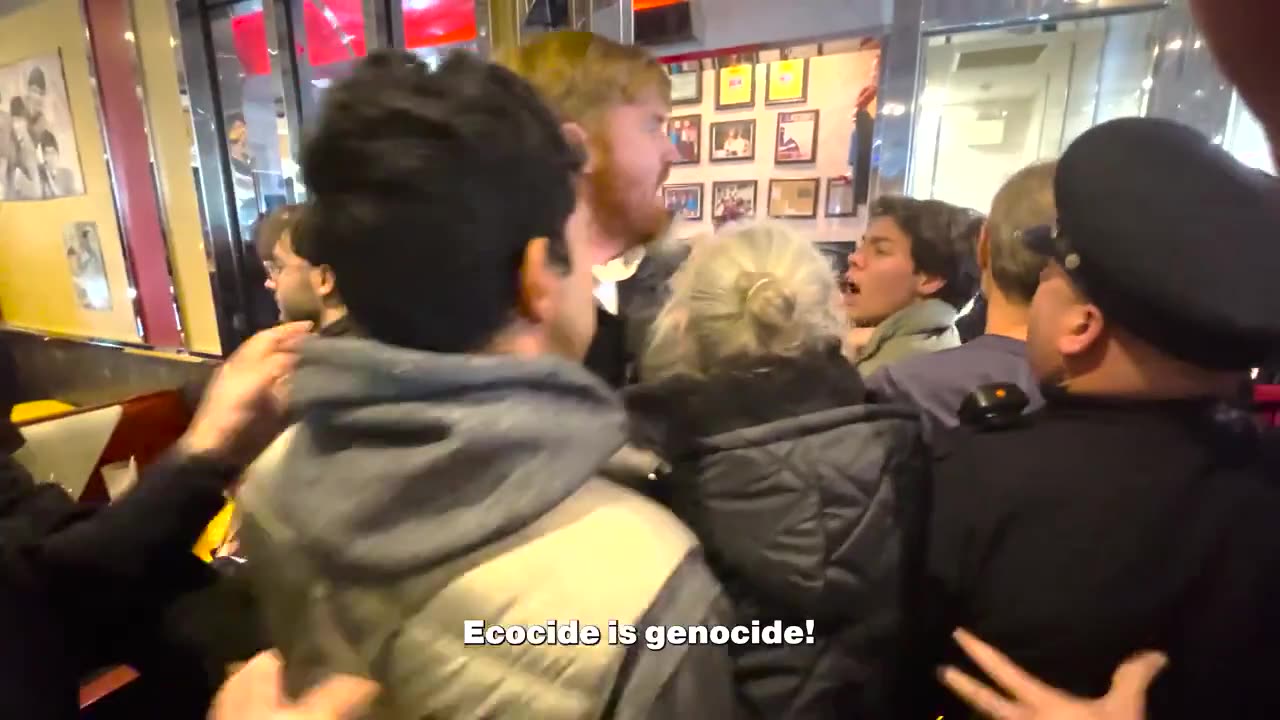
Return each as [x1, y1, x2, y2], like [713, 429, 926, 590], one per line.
[0, 51, 85, 201]
[715, 63, 756, 110]
[63, 221, 112, 311]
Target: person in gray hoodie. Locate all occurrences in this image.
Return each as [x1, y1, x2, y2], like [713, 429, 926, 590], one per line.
[235, 50, 738, 719]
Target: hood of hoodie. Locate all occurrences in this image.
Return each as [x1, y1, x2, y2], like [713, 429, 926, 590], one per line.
[857, 298, 958, 362]
[249, 337, 629, 579]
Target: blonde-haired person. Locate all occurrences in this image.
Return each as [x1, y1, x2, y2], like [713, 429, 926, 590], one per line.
[498, 31, 680, 386]
[625, 222, 927, 719]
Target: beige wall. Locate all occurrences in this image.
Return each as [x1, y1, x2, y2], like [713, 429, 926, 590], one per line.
[664, 50, 878, 244]
[0, 0, 142, 342]
[135, 0, 221, 355]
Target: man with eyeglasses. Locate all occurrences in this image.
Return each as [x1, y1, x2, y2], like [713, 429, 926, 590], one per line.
[253, 205, 359, 338]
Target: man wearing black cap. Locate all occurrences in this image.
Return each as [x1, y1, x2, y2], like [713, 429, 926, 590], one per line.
[907, 117, 1280, 720]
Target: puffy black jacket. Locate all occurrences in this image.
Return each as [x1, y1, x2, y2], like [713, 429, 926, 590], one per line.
[624, 347, 927, 719]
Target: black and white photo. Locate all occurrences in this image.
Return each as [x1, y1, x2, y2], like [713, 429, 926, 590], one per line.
[0, 52, 85, 201]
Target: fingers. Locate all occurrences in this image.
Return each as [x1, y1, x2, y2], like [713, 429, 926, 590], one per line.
[939, 665, 1021, 720]
[952, 628, 1056, 705]
[232, 322, 313, 365]
[295, 675, 380, 720]
[1105, 651, 1167, 714]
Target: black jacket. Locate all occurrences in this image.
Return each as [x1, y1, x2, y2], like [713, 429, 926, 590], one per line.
[625, 348, 927, 719]
[0, 451, 248, 719]
[908, 394, 1280, 720]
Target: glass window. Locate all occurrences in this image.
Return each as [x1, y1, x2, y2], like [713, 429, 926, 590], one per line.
[1224, 92, 1276, 175]
[402, 0, 478, 64]
[910, 11, 1160, 212]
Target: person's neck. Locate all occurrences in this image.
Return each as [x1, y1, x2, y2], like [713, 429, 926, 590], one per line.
[576, 195, 628, 265]
[316, 305, 348, 332]
[982, 288, 1030, 341]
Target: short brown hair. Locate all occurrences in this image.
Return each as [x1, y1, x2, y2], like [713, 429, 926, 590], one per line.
[496, 31, 670, 127]
[252, 204, 302, 262]
[986, 161, 1056, 304]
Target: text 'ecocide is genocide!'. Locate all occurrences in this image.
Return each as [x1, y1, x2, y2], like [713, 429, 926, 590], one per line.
[463, 619, 816, 651]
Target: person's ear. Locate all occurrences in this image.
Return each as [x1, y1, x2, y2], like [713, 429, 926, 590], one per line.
[976, 223, 992, 272]
[1058, 302, 1105, 358]
[312, 265, 338, 299]
[518, 236, 557, 324]
[916, 273, 946, 298]
[562, 122, 598, 174]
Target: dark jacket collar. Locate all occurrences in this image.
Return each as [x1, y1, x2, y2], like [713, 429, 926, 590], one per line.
[317, 314, 363, 338]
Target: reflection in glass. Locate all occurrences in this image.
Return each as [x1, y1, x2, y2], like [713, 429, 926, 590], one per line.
[909, 11, 1159, 212]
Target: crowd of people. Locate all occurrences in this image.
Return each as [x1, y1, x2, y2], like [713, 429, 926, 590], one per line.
[4, 2, 1280, 717]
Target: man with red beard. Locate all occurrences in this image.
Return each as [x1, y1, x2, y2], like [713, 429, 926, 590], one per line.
[500, 31, 681, 386]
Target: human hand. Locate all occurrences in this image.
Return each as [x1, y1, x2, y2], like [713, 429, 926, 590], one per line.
[178, 322, 311, 467]
[940, 628, 1167, 720]
[209, 650, 379, 720]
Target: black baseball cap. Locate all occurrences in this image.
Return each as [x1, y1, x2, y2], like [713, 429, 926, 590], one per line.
[1023, 117, 1280, 371]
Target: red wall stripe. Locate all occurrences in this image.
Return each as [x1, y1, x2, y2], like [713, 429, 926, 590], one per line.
[83, 0, 184, 348]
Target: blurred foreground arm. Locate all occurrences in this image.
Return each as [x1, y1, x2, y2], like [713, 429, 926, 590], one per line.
[940, 628, 1166, 720]
[211, 651, 378, 720]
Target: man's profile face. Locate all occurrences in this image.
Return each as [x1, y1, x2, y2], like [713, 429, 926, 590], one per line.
[845, 216, 926, 325]
[264, 231, 324, 324]
[587, 92, 679, 260]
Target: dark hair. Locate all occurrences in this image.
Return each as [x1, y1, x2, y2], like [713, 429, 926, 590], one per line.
[38, 130, 57, 153]
[869, 196, 982, 310]
[299, 50, 581, 353]
[9, 96, 25, 119]
[27, 67, 45, 93]
[252, 204, 303, 263]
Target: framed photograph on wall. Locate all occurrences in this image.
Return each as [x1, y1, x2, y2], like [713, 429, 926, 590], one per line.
[825, 176, 856, 217]
[668, 114, 701, 165]
[765, 59, 808, 105]
[710, 119, 756, 161]
[775, 109, 819, 164]
[0, 51, 86, 201]
[63, 221, 112, 310]
[711, 180, 757, 222]
[768, 178, 820, 219]
[663, 183, 704, 221]
[668, 61, 702, 105]
[715, 63, 756, 110]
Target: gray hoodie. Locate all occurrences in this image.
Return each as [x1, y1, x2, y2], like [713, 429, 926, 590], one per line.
[238, 338, 738, 719]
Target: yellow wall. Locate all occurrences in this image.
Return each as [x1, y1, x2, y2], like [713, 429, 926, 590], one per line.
[0, 0, 143, 343]
[134, 0, 221, 355]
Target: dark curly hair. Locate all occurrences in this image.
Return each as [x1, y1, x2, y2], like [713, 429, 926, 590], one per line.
[296, 49, 583, 353]
[868, 196, 982, 311]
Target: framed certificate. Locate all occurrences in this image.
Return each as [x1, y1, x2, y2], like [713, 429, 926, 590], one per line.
[765, 59, 808, 105]
[670, 68, 701, 105]
[768, 178, 820, 219]
[715, 63, 756, 110]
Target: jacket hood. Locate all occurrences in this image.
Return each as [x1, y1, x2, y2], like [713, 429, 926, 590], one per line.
[858, 298, 958, 362]
[253, 337, 629, 578]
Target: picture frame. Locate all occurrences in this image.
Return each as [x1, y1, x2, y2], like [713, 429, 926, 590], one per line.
[715, 63, 756, 110]
[825, 176, 857, 217]
[775, 109, 820, 164]
[765, 58, 808, 105]
[668, 114, 702, 165]
[663, 183, 704, 221]
[709, 119, 756, 162]
[0, 50, 87, 201]
[711, 180, 758, 222]
[768, 178, 820, 219]
[668, 61, 702, 105]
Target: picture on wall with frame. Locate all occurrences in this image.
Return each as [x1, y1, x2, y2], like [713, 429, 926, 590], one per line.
[667, 60, 702, 106]
[765, 58, 808, 105]
[715, 62, 756, 110]
[768, 178, 820, 219]
[663, 183, 704, 221]
[825, 176, 857, 217]
[710, 119, 756, 161]
[668, 114, 701, 165]
[711, 180, 757, 222]
[775, 110, 819, 164]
